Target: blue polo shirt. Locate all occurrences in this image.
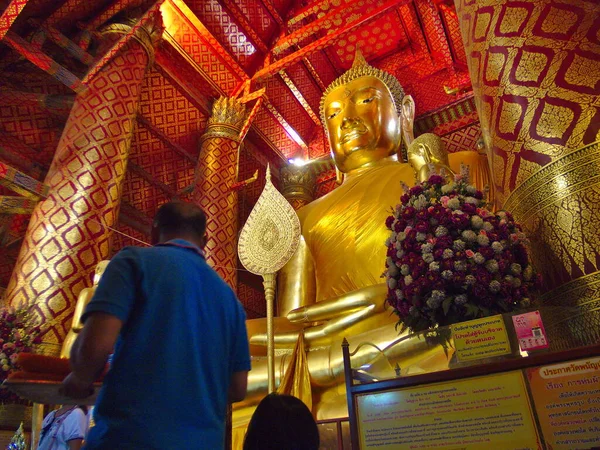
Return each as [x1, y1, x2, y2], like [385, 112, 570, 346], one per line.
[81, 240, 251, 449]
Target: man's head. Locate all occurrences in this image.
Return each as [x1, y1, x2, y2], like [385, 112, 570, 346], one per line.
[320, 50, 405, 173]
[151, 201, 207, 248]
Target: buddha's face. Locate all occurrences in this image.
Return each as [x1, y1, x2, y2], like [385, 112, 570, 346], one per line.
[323, 76, 400, 173]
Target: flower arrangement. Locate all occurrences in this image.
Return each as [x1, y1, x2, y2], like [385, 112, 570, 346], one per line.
[385, 167, 540, 334]
[0, 307, 43, 403]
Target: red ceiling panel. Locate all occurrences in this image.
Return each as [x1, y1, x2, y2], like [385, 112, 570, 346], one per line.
[186, 0, 261, 72]
[285, 61, 322, 119]
[237, 0, 279, 45]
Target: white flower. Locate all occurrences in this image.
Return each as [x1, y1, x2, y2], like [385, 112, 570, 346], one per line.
[421, 243, 434, 253]
[520, 298, 531, 308]
[454, 294, 468, 305]
[386, 257, 394, 267]
[427, 296, 442, 309]
[491, 241, 503, 254]
[474, 253, 485, 264]
[442, 270, 453, 280]
[435, 226, 448, 237]
[431, 290, 445, 301]
[511, 263, 522, 275]
[398, 232, 407, 241]
[466, 185, 477, 195]
[477, 234, 490, 246]
[512, 277, 522, 288]
[414, 194, 428, 210]
[471, 215, 484, 229]
[483, 222, 494, 232]
[454, 260, 467, 272]
[465, 196, 478, 204]
[523, 265, 533, 281]
[416, 232, 426, 242]
[429, 261, 440, 271]
[465, 275, 476, 285]
[442, 249, 454, 259]
[447, 198, 461, 210]
[489, 280, 501, 293]
[462, 230, 477, 242]
[0, 358, 7, 366]
[2, 364, 10, 372]
[0, 353, 5, 359]
[404, 275, 413, 286]
[396, 250, 405, 259]
[485, 260, 499, 273]
[453, 239, 466, 251]
[401, 264, 410, 276]
[441, 183, 455, 194]
[388, 278, 397, 289]
[395, 289, 404, 300]
[388, 266, 399, 277]
[423, 253, 435, 264]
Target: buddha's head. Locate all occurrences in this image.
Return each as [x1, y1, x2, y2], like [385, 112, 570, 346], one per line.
[407, 133, 449, 173]
[320, 50, 405, 173]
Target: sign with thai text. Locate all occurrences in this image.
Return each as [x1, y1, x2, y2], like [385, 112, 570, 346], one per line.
[356, 371, 541, 449]
[512, 311, 548, 351]
[527, 357, 600, 450]
[451, 315, 511, 362]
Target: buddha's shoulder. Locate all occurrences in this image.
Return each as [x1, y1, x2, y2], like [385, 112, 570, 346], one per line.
[297, 162, 414, 221]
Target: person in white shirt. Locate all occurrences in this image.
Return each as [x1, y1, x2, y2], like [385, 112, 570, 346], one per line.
[37, 405, 88, 450]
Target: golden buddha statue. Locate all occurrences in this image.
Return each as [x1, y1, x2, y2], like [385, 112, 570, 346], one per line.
[236, 51, 490, 421]
[60, 260, 110, 358]
[408, 133, 454, 182]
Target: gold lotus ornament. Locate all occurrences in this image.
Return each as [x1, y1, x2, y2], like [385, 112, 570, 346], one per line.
[238, 164, 301, 392]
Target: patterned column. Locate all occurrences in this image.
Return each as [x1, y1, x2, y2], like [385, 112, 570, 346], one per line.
[280, 165, 316, 210]
[455, 0, 600, 349]
[3, 13, 163, 352]
[193, 97, 247, 289]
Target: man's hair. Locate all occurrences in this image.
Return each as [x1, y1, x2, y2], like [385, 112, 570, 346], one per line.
[153, 202, 207, 239]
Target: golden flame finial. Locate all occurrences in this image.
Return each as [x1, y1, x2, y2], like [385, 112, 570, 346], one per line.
[352, 47, 367, 68]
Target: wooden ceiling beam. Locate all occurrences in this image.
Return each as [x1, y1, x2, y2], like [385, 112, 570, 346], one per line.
[4, 30, 86, 93]
[0, 0, 31, 41]
[253, 0, 409, 82]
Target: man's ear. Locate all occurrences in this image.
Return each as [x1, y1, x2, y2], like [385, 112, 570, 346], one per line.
[200, 233, 207, 249]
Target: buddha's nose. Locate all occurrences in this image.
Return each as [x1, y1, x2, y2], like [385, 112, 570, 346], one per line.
[341, 116, 360, 129]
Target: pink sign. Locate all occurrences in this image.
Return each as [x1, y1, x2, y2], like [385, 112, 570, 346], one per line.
[512, 311, 549, 351]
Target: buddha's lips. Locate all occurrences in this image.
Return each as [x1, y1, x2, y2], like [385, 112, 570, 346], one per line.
[340, 128, 367, 144]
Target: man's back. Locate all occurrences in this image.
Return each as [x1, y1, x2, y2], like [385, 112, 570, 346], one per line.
[82, 240, 250, 449]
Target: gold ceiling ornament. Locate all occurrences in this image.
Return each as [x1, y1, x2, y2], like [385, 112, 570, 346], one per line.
[238, 164, 301, 392]
[319, 48, 405, 125]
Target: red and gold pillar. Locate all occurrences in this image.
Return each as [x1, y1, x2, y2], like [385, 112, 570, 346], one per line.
[3, 13, 163, 351]
[280, 165, 316, 211]
[193, 97, 247, 289]
[455, 0, 600, 348]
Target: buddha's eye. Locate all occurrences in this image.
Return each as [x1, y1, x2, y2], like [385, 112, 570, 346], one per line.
[360, 96, 375, 104]
[327, 110, 340, 120]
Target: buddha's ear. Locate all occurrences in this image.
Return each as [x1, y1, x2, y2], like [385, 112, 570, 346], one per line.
[401, 95, 415, 121]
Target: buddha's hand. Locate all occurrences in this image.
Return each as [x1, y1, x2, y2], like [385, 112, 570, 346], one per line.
[250, 283, 388, 347]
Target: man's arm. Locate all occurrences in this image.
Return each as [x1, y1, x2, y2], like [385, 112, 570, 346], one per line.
[60, 312, 123, 398]
[228, 370, 248, 403]
[67, 439, 83, 450]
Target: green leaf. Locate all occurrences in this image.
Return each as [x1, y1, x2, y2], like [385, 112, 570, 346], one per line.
[442, 297, 452, 316]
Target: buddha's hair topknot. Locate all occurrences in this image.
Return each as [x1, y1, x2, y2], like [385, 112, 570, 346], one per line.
[320, 49, 405, 125]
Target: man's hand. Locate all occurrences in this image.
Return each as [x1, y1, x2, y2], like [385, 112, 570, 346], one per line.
[60, 372, 94, 399]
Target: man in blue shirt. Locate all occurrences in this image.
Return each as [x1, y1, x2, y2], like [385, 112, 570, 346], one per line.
[61, 201, 251, 449]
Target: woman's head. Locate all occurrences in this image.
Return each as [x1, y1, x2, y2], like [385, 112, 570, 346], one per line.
[243, 393, 319, 450]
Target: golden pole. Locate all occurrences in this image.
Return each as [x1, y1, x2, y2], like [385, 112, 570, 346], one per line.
[30, 403, 44, 450]
[262, 272, 276, 393]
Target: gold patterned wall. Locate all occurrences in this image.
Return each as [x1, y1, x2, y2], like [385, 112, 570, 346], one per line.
[3, 33, 153, 350]
[455, 0, 600, 349]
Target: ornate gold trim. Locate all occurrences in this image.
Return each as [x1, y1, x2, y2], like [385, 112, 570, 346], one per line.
[99, 15, 162, 66]
[504, 141, 600, 220]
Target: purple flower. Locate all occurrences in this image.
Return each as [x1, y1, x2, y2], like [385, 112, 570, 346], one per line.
[410, 185, 424, 196]
[428, 174, 444, 185]
[385, 216, 395, 229]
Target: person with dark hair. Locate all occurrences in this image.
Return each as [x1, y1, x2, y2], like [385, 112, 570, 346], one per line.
[37, 405, 89, 450]
[243, 393, 320, 450]
[60, 201, 251, 449]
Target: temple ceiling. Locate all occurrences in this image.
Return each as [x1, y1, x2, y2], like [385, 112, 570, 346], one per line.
[0, 0, 480, 312]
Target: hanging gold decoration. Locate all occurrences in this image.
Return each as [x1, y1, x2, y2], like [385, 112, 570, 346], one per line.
[238, 165, 301, 392]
